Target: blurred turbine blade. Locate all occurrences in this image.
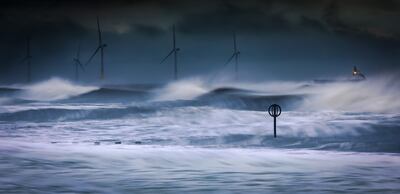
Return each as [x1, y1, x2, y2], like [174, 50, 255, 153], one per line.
[97, 16, 102, 46]
[78, 60, 85, 72]
[223, 53, 236, 67]
[85, 46, 100, 66]
[19, 56, 29, 64]
[160, 49, 175, 64]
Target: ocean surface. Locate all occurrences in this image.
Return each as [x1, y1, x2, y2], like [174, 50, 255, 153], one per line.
[0, 77, 399, 193]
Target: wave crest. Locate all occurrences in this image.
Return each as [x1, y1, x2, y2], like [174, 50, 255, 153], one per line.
[18, 77, 98, 101]
[300, 76, 400, 113]
[153, 78, 209, 101]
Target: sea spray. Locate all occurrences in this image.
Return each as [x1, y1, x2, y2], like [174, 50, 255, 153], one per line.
[18, 77, 98, 101]
[1, 75, 400, 193]
[299, 76, 400, 113]
[152, 74, 400, 113]
[153, 77, 209, 101]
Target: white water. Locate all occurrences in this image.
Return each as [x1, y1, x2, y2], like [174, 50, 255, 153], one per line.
[18, 77, 98, 101]
[0, 141, 399, 193]
[4, 75, 399, 113]
[301, 79, 400, 113]
[153, 77, 209, 101]
[153, 75, 400, 113]
[1, 76, 400, 193]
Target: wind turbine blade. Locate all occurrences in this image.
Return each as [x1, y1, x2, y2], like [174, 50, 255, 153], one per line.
[160, 49, 175, 64]
[208, 52, 237, 84]
[173, 25, 176, 49]
[223, 53, 236, 67]
[19, 56, 29, 64]
[97, 16, 102, 45]
[85, 46, 101, 65]
[78, 61, 85, 72]
[209, 53, 234, 83]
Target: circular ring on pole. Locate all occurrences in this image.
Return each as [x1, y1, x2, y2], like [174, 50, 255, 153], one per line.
[268, 104, 281, 117]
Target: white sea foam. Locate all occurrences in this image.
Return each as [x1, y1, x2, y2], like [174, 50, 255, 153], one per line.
[300, 77, 400, 113]
[1, 75, 399, 193]
[0, 141, 399, 193]
[18, 77, 98, 101]
[154, 74, 400, 113]
[153, 77, 209, 101]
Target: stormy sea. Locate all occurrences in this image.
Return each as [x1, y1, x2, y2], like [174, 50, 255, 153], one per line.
[0, 76, 399, 193]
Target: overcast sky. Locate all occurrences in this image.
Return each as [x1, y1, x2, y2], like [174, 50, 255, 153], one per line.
[0, 0, 399, 84]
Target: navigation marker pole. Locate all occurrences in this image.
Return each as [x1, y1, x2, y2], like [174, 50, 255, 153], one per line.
[268, 104, 282, 138]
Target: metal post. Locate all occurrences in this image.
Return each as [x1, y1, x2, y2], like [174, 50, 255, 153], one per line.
[268, 104, 281, 138]
[274, 116, 276, 138]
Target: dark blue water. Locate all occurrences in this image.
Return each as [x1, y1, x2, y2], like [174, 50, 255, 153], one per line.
[0, 77, 399, 193]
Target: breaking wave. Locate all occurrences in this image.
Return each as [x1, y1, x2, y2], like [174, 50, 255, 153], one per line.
[1, 105, 399, 152]
[0, 75, 400, 153]
[0, 74, 398, 114]
[152, 75, 400, 113]
[300, 76, 400, 113]
[153, 78, 209, 101]
[18, 77, 98, 101]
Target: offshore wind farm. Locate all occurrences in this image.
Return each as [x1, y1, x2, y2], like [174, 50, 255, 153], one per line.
[0, 0, 399, 193]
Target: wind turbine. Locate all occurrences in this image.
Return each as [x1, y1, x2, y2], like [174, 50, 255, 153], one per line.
[223, 31, 240, 80]
[20, 36, 32, 83]
[86, 16, 107, 80]
[73, 42, 85, 81]
[160, 25, 180, 80]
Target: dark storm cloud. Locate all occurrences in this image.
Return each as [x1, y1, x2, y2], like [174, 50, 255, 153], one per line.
[177, 1, 292, 35]
[0, 0, 399, 83]
[299, 16, 327, 32]
[134, 24, 165, 37]
[1, 0, 399, 39]
[321, 0, 399, 40]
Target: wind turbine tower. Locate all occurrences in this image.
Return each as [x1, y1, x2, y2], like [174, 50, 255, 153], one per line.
[160, 25, 180, 80]
[86, 16, 107, 80]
